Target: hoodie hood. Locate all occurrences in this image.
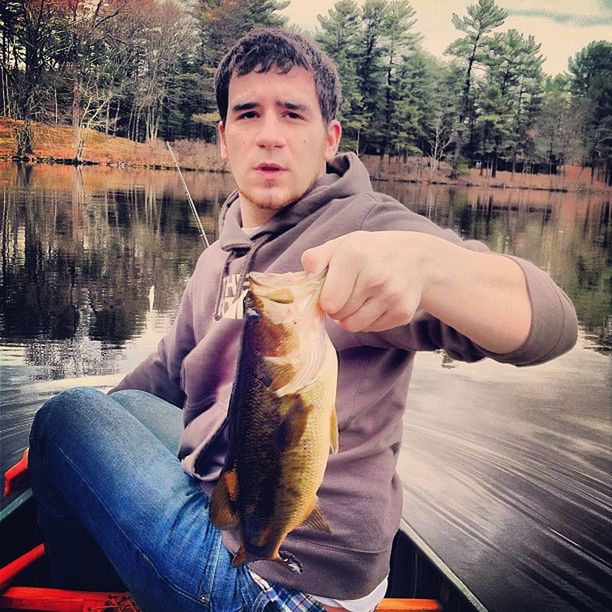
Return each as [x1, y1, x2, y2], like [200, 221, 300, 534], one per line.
[218, 152, 373, 252]
[211, 152, 373, 327]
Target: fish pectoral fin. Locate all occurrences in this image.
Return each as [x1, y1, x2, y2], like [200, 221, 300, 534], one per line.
[210, 470, 240, 531]
[330, 406, 339, 454]
[275, 398, 312, 452]
[301, 501, 332, 534]
[264, 356, 295, 391]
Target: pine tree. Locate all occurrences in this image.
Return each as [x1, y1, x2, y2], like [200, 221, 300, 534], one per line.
[355, 0, 388, 153]
[476, 28, 543, 177]
[569, 41, 612, 184]
[417, 56, 463, 174]
[316, 0, 363, 150]
[535, 75, 574, 175]
[377, 0, 421, 160]
[194, 0, 288, 140]
[446, 0, 506, 177]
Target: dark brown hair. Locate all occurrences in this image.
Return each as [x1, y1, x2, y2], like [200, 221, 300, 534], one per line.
[215, 28, 341, 124]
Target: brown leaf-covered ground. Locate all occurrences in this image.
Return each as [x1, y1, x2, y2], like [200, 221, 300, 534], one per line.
[1, 117, 608, 192]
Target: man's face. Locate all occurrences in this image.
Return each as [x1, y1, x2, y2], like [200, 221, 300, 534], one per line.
[219, 67, 341, 228]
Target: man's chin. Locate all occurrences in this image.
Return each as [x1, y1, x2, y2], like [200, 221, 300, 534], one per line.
[241, 189, 297, 211]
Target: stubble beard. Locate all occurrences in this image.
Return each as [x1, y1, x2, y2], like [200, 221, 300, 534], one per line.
[241, 188, 293, 212]
[239, 175, 320, 215]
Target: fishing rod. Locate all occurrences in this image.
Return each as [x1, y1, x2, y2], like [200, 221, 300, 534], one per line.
[166, 141, 210, 248]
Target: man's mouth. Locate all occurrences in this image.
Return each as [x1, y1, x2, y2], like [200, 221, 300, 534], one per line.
[255, 163, 286, 178]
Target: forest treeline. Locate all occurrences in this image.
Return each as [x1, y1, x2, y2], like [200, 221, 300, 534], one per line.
[1, 0, 611, 183]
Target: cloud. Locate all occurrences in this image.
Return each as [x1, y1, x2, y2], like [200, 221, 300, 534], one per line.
[502, 0, 612, 27]
[505, 7, 612, 27]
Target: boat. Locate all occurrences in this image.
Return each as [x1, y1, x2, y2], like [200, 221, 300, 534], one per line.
[1, 449, 484, 611]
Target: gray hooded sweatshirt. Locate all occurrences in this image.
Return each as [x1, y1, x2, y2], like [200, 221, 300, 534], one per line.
[112, 153, 577, 599]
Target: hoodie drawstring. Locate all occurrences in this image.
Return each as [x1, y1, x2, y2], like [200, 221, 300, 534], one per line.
[213, 234, 269, 321]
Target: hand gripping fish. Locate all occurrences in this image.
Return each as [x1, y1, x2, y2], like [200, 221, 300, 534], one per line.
[210, 269, 339, 574]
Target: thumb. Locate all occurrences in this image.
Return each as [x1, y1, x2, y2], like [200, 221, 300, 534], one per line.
[301, 238, 339, 277]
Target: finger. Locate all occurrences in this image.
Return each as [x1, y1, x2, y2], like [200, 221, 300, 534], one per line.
[330, 266, 385, 321]
[360, 297, 420, 333]
[360, 312, 402, 333]
[335, 297, 386, 333]
[301, 236, 343, 277]
[319, 250, 360, 315]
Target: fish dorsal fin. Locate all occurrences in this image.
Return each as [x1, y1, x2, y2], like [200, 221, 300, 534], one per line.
[330, 406, 339, 454]
[210, 469, 240, 531]
[302, 501, 332, 534]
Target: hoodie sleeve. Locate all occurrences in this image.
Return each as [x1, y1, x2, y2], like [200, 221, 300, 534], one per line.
[109, 277, 196, 407]
[358, 195, 578, 366]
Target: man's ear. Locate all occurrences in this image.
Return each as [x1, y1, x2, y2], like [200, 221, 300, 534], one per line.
[218, 121, 228, 161]
[325, 120, 342, 161]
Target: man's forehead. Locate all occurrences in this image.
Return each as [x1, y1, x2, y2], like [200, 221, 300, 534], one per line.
[228, 66, 314, 89]
[227, 67, 317, 105]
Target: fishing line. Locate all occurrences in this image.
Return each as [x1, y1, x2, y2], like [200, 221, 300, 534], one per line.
[166, 141, 210, 248]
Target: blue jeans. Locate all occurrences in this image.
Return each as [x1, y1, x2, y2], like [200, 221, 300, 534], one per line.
[28, 387, 277, 611]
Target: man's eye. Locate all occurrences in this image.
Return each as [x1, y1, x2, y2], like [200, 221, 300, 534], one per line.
[285, 112, 303, 120]
[238, 111, 258, 120]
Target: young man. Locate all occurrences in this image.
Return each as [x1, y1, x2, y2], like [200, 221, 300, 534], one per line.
[29, 29, 577, 611]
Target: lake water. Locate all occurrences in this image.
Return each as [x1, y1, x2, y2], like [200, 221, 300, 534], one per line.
[0, 162, 610, 611]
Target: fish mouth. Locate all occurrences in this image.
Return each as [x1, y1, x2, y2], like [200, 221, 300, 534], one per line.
[249, 270, 328, 308]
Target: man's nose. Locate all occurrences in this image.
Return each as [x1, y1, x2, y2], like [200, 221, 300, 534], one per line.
[255, 114, 285, 148]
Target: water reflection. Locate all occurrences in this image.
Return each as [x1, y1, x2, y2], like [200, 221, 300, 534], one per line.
[1, 164, 609, 355]
[384, 182, 611, 352]
[1, 163, 231, 356]
[0, 162, 610, 611]
[401, 345, 611, 611]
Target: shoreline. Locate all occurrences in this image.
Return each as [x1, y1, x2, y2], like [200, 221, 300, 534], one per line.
[0, 154, 592, 194]
[0, 154, 228, 174]
[1, 117, 609, 194]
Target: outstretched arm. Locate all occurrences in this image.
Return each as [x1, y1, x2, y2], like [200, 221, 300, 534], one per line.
[302, 230, 532, 355]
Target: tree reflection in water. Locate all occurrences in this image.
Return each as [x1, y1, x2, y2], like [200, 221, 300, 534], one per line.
[386, 181, 610, 353]
[1, 162, 233, 380]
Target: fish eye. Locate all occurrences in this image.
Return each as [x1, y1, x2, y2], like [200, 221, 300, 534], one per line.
[246, 307, 260, 324]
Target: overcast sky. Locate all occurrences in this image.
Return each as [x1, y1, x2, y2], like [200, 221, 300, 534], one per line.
[282, 0, 612, 74]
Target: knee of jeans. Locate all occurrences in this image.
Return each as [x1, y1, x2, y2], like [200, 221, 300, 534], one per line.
[30, 387, 105, 446]
[109, 389, 151, 404]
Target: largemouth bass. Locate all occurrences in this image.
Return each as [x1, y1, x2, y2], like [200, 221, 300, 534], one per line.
[210, 269, 339, 574]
